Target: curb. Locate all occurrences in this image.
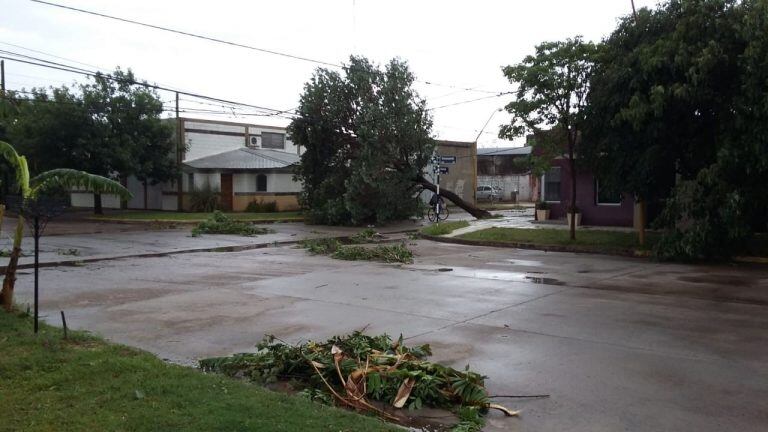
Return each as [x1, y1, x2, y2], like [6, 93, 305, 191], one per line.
[0, 239, 303, 273]
[0, 230, 419, 273]
[87, 217, 305, 225]
[419, 234, 650, 258]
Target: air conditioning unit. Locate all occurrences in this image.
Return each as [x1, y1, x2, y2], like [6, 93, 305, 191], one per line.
[249, 136, 259, 147]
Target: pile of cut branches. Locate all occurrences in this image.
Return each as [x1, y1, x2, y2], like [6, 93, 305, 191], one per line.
[191, 211, 273, 237]
[200, 332, 516, 431]
[299, 229, 414, 264]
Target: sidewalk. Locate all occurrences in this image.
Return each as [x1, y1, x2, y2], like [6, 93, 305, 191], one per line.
[0, 220, 421, 270]
[446, 208, 639, 238]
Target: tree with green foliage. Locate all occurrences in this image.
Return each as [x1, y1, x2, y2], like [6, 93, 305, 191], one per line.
[501, 37, 597, 240]
[0, 141, 131, 310]
[582, 0, 768, 260]
[289, 56, 490, 225]
[81, 69, 175, 212]
[1, 69, 175, 214]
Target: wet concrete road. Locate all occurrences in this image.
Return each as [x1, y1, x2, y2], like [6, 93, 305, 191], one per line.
[13, 240, 768, 432]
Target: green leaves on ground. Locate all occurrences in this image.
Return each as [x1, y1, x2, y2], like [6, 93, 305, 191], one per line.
[200, 332, 504, 431]
[299, 237, 343, 255]
[299, 229, 414, 264]
[191, 211, 273, 237]
[331, 244, 413, 264]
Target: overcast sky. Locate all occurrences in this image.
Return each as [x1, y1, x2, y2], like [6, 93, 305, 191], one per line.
[1, 0, 662, 147]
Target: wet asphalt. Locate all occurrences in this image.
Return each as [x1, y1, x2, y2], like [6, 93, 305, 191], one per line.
[10, 230, 768, 432]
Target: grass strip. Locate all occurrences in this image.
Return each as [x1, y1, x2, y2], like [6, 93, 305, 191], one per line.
[0, 311, 396, 432]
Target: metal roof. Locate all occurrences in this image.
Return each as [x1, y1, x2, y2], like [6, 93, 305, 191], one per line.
[183, 147, 300, 170]
[477, 146, 532, 156]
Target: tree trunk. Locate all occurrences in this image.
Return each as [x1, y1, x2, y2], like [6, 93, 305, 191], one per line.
[568, 140, 577, 241]
[143, 181, 148, 210]
[0, 215, 24, 311]
[637, 198, 646, 246]
[416, 174, 492, 219]
[94, 193, 103, 215]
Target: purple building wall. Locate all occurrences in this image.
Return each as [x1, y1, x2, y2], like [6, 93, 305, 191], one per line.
[545, 159, 634, 227]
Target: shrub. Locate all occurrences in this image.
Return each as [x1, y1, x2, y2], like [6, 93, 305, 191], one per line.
[191, 211, 272, 237]
[653, 165, 749, 261]
[189, 187, 220, 212]
[245, 199, 278, 213]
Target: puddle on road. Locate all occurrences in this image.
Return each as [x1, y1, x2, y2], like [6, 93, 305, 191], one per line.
[406, 265, 565, 286]
[484, 258, 545, 267]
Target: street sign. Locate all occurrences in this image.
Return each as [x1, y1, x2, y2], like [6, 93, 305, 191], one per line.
[439, 155, 457, 164]
[438, 167, 449, 174]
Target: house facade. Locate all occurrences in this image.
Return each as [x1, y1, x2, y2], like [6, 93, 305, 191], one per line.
[540, 157, 634, 227]
[180, 119, 301, 212]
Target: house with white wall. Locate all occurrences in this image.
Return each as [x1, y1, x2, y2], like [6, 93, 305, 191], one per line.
[180, 118, 301, 212]
[70, 118, 302, 212]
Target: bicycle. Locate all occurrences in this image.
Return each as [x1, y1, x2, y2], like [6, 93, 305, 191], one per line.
[427, 195, 449, 222]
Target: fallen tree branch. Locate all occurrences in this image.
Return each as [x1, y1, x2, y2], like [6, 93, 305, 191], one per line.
[416, 174, 492, 219]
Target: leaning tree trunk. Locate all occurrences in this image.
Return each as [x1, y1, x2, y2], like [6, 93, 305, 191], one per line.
[0, 215, 24, 311]
[416, 174, 492, 220]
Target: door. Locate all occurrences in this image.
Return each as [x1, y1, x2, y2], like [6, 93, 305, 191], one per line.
[220, 173, 233, 211]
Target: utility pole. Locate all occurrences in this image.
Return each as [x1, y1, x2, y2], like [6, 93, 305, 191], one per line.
[631, 0, 638, 21]
[1, 60, 5, 95]
[176, 92, 183, 212]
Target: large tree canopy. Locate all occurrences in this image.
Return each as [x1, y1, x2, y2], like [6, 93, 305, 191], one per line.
[582, 0, 768, 259]
[290, 56, 488, 225]
[0, 68, 175, 213]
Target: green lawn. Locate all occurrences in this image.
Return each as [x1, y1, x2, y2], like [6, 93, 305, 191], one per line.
[0, 311, 396, 432]
[459, 227, 657, 251]
[421, 220, 470, 236]
[95, 211, 303, 222]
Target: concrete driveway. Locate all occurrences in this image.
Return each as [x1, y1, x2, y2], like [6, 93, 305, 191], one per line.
[11, 238, 768, 432]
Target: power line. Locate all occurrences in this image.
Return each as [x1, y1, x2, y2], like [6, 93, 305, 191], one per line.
[0, 53, 288, 115]
[428, 93, 512, 111]
[30, 0, 504, 95]
[0, 41, 109, 73]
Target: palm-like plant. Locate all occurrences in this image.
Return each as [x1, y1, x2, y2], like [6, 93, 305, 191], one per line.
[0, 141, 132, 311]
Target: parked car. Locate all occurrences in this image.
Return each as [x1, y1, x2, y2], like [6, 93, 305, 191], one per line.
[476, 185, 502, 201]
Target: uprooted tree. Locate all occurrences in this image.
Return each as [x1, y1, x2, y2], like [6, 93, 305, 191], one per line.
[289, 56, 490, 225]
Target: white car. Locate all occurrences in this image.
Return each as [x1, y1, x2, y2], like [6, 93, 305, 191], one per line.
[477, 185, 502, 200]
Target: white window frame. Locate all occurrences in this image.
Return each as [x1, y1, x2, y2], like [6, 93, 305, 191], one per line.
[595, 180, 622, 206]
[542, 167, 562, 203]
